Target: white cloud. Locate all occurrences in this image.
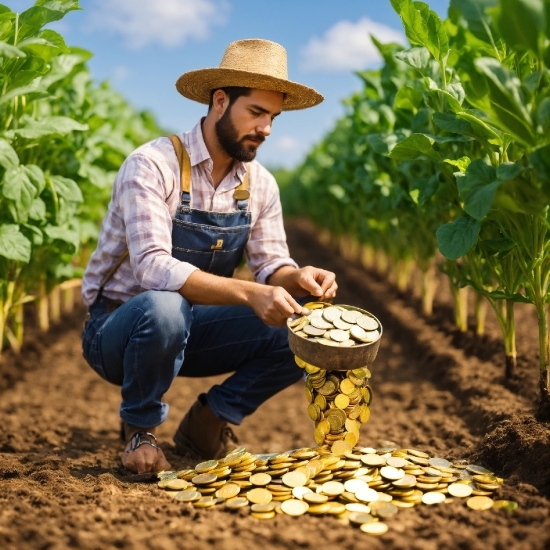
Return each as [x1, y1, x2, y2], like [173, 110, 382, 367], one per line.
[111, 65, 131, 83]
[301, 17, 406, 72]
[274, 136, 301, 153]
[88, 0, 228, 49]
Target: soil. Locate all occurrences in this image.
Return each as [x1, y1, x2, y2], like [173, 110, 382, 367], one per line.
[0, 217, 549, 550]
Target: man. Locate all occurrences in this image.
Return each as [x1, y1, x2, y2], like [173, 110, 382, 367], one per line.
[81, 39, 337, 474]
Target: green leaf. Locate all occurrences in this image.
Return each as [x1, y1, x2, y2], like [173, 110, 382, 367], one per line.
[24, 164, 46, 194]
[394, 47, 431, 71]
[494, 0, 545, 54]
[388, 133, 442, 161]
[456, 110, 503, 144]
[22, 223, 44, 246]
[367, 133, 401, 155]
[450, 0, 498, 44]
[7, 116, 88, 139]
[39, 53, 84, 89]
[436, 216, 481, 259]
[0, 41, 26, 58]
[44, 225, 80, 253]
[496, 162, 522, 181]
[2, 166, 37, 215]
[425, 8, 450, 61]
[474, 57, 535, 145]
[444, 156, 472, 172]
[459, 159, 500, 221]
[0, 224, 32, 262]
[537, 97, 550, 133]
[0, 139, 19, 170]
[18, 2, 81, 41]
[394, 85, 424, 110]
[433, 112, 473, 134]
[29, 197, 46, 221]
[48, 175, 83, 203]
[17, 29, 69, 61]
[0, 83, 47, 106]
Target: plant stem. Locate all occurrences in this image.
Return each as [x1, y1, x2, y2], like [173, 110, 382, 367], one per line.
[421, 263, 438, 316]
[37, 278, 49, 332]
[474, 294, 487, 336]
[504, 299, 517, 379]
[49, 286, 61, 324]
[450, 283, 469, 332]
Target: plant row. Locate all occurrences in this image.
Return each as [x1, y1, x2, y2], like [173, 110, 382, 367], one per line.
[283, 0, 550, 412]
[0, 0, 164, 353]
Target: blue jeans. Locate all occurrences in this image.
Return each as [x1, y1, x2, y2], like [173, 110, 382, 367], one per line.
[82, 290, 303, 429]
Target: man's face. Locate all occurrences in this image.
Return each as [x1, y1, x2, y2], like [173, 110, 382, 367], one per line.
[215, 89, 283, 162]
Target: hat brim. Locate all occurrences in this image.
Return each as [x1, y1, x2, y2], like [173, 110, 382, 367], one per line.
[175, 68, 323, 111]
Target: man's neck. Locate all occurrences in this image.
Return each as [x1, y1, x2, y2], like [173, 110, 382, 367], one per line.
[201, 116, 234, 188]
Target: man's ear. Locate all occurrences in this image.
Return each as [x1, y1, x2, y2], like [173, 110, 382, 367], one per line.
[212, 89, 229, 116]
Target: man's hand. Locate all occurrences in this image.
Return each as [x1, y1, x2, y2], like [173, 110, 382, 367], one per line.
[249, 285, 309, 327]
[267, 265, 338, 302]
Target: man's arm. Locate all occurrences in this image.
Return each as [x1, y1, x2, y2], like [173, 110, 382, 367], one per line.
[179, 264, 338, 327]
[179, 270, 307, 327]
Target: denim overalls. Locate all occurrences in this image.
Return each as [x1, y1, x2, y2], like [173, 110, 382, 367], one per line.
[82, 135, 302, 428]
[168, 134, 251, 277]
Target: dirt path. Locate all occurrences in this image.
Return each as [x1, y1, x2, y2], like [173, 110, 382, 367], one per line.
[0, 219, 548, 550]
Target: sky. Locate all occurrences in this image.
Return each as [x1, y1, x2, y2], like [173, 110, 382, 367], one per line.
[9, 0, 451, 168]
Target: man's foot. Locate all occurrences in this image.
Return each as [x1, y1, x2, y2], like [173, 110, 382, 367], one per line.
[173, 398, 238, 460]
[121, 424, 171, 474]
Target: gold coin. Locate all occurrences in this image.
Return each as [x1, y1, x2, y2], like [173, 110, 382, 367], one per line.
[195, 460, 219, 473]
[225, 497, 249, 510]
[303, 492, 329, 504]
[307, 503, 332, 515]
[356, 314, 379, 331]
[334, 393, 350, 409]
[492, 500, 518, 511]
[314, 394, 327, 410]
[318, 380, 337, 396]
[175, 489, 201, 502]
[282, 471, 308, 488]
[250, 511, 276, 519]
[344, 432, 359, 447]
[314, 428, 326, 446]
[247, 488, 273, 505]
[467, 496, 494, 510]
[345, 418, 360, 433]
[340, 379, 356, 395]
[380, 466, 405, 481]
[348, 511, 375, 525]
[308, 403, 321, 421]
[215, 483, 241, 499]
[193, 497, 217, 508]
[162, 479, 192, 491]
[466, 464, 493, 475]
[332, 440, 353, 457]
[341, 309, 362, 324]
[292, 486, 313, 499]
[355, 488, 380, 503]
[281, 499, 309, 516]
[360, 522, 388, 536]
[249, 473, 272, 486]
[448, 483, 473, 498]
[251, 503, 276, 513]
[321, 481, 345, 496]
[422, 492, 446, 505]
[359, 405, 371, 423]
[327, 502, 347, 515]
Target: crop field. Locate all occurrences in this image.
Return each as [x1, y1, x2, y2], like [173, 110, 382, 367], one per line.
[0, 220, 549, 550]
[1, 0, 550, 548]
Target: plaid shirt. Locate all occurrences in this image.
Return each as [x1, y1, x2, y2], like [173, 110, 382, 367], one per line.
[81, 120, 298, 306]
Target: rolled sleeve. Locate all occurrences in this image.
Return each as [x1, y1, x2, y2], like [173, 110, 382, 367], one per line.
[245, 168, 299, 284]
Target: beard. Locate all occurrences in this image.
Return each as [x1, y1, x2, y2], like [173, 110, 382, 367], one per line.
[215, 106, 265, 162]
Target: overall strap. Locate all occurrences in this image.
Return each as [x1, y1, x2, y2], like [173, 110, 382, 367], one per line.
[168, 134, 192, 205]
[95, 248, 129, 303]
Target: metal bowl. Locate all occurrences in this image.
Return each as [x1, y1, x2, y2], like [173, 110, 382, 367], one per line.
[287, 305, 383, 371]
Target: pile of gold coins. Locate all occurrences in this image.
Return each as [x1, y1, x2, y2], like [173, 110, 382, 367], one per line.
[288, 303, 381, 347]
[157, 445, 517, 535]
[298, 360, 372, 453]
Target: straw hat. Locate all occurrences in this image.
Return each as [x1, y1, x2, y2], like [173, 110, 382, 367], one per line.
[175, 39, 323, 111]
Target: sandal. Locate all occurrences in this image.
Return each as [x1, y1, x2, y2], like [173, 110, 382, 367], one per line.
[125, 432, 159, 453]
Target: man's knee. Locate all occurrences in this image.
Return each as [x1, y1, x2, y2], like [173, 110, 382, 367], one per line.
[131, 290, 192, 342]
